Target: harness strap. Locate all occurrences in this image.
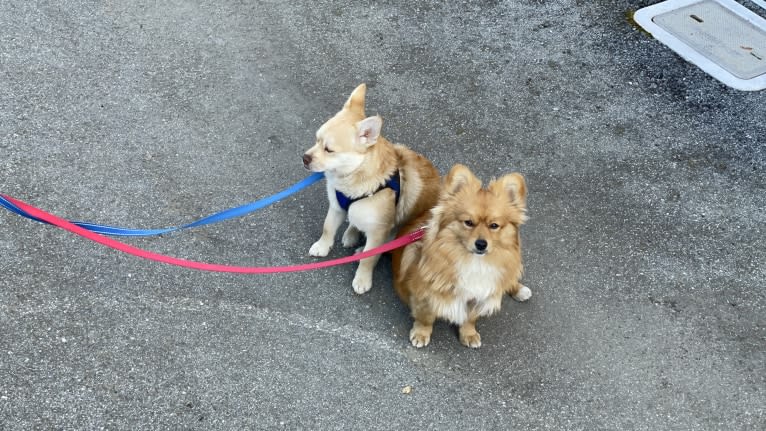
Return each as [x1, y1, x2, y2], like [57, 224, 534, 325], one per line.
[335, 170, 400, 211]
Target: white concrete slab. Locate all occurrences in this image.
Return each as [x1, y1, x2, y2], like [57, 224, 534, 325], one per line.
[635, 0, 766, 90]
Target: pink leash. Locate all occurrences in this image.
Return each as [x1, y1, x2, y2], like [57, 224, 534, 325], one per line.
[2, 194, 424, 274]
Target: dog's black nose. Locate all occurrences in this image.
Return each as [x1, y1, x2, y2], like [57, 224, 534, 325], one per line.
[302, 153, 312, 168]
[474, 239, 487, 252]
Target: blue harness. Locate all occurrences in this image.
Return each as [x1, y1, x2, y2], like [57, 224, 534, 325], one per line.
[335, 170, 401, 211]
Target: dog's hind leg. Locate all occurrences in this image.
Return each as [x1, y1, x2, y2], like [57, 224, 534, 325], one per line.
[511, 285, 532, 302]
[341, 225, 361, 248]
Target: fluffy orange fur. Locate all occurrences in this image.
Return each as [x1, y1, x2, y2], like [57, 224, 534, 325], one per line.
[392, 164, 529, 348]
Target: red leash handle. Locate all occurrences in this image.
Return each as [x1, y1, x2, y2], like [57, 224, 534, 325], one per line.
[2, 194, 425, 274]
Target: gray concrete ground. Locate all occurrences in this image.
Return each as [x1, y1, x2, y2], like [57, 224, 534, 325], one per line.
[1, 0, 764, 429]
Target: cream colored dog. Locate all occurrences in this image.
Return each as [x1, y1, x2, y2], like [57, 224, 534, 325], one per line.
[302, 84, 440, 294]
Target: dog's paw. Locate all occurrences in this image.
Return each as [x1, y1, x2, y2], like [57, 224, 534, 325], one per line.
[459, 331, 482, 349]
[512, 285, 532, 302]
[341, 226, 361, 248]
[409, 329, 431, 348]
[352, 272, 373, 294]
[309, 240, 332, 257]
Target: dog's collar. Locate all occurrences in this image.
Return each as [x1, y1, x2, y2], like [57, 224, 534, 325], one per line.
[335, 170, 401, 211]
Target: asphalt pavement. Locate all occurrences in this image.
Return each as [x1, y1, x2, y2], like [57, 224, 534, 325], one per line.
[1, 0, 764, 429]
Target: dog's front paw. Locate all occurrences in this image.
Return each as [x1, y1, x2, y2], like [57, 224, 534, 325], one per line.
[309, 240, 332, 257]
[512, 285, 532, 302]
[459, 331, 482, 348]
[409, 329, 431, 348]
[352, 272, 373, 294]
[341, 226, 361, 248]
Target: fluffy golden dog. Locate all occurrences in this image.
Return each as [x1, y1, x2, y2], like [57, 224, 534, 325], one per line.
[392, 164, 530, 348]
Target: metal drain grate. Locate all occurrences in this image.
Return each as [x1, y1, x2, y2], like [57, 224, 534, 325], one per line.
[635, 0, 766, 90]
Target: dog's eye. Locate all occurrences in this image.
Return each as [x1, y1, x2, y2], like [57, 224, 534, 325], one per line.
[324, 145, 334, 153]
[489, 223, 500, 230]
[463, 220, 474, 228]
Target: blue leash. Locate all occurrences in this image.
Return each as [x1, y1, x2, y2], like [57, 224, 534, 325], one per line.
[1, 172, 324, 236]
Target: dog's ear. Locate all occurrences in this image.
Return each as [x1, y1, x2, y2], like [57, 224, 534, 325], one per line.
[444, 164, 480, 196]
[491, 173, 527, 219]
[343, 83, 367, 116]
[357, 115, 382, 147]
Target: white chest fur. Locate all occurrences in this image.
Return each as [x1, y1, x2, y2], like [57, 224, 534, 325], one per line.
[432, 256, 503, 325]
